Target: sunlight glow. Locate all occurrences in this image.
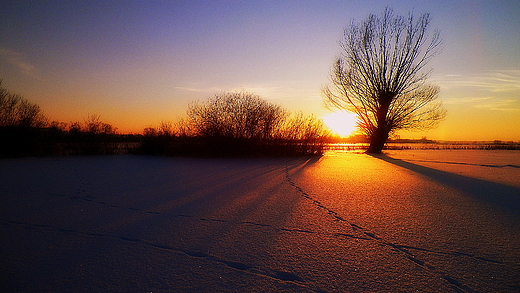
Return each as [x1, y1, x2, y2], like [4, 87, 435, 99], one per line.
[323, 111, 358, 137]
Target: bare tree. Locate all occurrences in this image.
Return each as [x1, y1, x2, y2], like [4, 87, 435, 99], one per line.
[0, 81, 47, 128]
[69, 121, 83, 134]
[278, 111, 330, 141]
[277, 112, 330, 155]
[323, 7, 445, 153]
[174, 117, 196, 137]
[17, 100, 47, 128]
[187, 91, 288, 140]
[158, 121, 174, 137]
[83, 114, 117, 135]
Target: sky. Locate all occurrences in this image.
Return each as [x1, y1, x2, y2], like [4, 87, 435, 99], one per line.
[1, 0, 519, 140]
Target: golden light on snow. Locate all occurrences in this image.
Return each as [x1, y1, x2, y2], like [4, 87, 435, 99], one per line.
[323, 111, 358, 137]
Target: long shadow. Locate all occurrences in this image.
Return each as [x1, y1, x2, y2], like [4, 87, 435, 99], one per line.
[371, 154, 520, 217]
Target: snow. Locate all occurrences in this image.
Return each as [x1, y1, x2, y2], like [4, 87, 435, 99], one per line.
[1, 151, 519, 292]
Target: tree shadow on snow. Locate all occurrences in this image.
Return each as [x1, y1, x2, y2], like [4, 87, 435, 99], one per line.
[371, 154, 520, 217]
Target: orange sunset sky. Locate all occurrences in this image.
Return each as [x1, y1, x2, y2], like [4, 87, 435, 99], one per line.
[1, 0, 519, 141]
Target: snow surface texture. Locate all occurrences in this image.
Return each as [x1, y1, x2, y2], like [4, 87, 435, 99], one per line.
[1, 151, 519, 292]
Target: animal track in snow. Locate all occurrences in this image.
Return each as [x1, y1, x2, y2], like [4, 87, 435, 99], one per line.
[1, 219, 325, 292]
[283, 162, 504, 293]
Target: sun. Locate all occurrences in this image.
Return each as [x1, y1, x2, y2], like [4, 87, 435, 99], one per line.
[323, 111, 358, 137]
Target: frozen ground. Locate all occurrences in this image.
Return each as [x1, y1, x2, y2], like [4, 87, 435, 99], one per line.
[1, 150, 519, 292]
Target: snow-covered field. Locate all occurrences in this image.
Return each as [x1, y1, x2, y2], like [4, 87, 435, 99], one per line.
[1, 151, 519, 292]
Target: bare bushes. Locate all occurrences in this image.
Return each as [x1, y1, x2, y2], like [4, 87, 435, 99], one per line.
[0, 82, 47, 128]
[5, 115, 124, 157]
[140, 120, 199, 156]
[276, 112, 330, 155]
[1, 80, 329, 157]
[140, 91, 329, 157]
[0, 81, 48, 156]
[49, 115, 123, 155]
[187, 92, 289, 156]
[188, 92, 288, 140]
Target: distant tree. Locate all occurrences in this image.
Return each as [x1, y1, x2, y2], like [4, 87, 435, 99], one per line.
[143, 126, 158, 137]
[187, 91, 288, 140]
[158, 121, 174, 137]
[0, 80, 48, 156]
[83, 114, 117, 135]
[69, 121, 83, 135]
[323, 7, 445, 153]
[277, 112, 330, 155]
[49, 121, 68, 132]
[174, 117, 195, 137]
[279, 111, 330, 141]
[143, 118, 195, 138]
[0, 80, 47, 128]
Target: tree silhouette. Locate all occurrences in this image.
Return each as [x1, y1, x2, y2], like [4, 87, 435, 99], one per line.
[83, 114, 117, 135]
[182, 91, 329, 156]
[0, 80, 47, 128]
[324, 7, 445, 153]
[188, 91, 288, 141]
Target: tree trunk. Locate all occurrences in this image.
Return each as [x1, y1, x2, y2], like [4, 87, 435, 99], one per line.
[366, 127, 389, 153]
[366, 92, 393, 153]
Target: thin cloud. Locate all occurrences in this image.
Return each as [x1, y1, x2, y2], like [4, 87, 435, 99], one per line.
[175, 83, 320, 102]
[443, 97, 492, 105]
[435, 70, 520, 92]
[175, 84, 284, 98]
[0, 48, 38, 76]
[434, 70, 520, 112]
[444, 96, 519, 111]
[174, 86, 227, 94]
[473, 98, 520, 112]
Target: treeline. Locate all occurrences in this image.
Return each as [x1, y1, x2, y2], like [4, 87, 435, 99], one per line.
[0, 112, 137, 157]
[1, 83, 330, 157]
[141, 92, 329, 156]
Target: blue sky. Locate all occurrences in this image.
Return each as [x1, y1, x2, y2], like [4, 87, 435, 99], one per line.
[1, 0, 519, 140]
